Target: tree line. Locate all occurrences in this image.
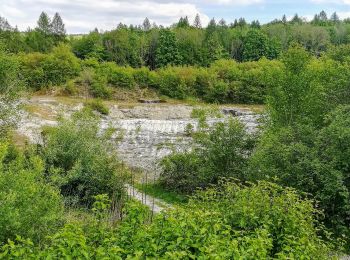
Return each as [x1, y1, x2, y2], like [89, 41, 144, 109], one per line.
[1, 11, 350, 68]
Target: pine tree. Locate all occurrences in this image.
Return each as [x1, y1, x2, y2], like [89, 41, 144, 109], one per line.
[207, 18, 217, 32]
[0, 16, 12, 31]
[319, 10, 328, 21]
[238, 18, 247, 27]
[155, 29, 182, 67]
[282, 15, 287, 24]
[51, 13, 66, 37]
[177, 16, 190, 28]
[291, 14, 302, 24]
[193, 14, 202, 28]
[37, 12, 52, 34]
[251, 20, 261, 29]
[143, 17, 151, 31]
[330, 12, 340, 23]
[218, 18, 227, 27]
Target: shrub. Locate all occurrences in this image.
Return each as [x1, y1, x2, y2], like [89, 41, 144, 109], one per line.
[133, 67, 158, 88]
[41, 111, 128, 206]
[84, 99, 109, 115]
[157, 66, 197, 99]
[203, 80, 229, 103]
[20, 44, 81, 90]
[19, 52, 48, 90]
[99, 62, 135, 88]
[78, 68, 111, 99]
[0, 142, 63, 243]
[1, 182, 334, 259]
[160, 119, 255, 193]
[42, 44, 81, 86]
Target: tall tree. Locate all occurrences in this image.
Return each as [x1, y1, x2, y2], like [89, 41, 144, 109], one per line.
[0, 16, 12, 31]
[330, 12, 340, 23]
[37, 12, 52, 34]
[291, 14, 303, 24]
[218, 18, 227, 27]
[238, 18, 247, 27]
[177, 16, 190, 28]
[155, 29, 182, 67]
[51, 12, 66, 42]
[251, 20, 261, 29]
[142, 17, 151, 31]
[193, 14, 202, 28]
[319, 10, 328, 21]
[282, 15, 287, 24]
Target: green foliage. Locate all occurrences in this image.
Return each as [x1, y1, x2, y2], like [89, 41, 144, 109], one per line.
[249, 45, 350, 247]
[160, 119, 255, 193]
[242, 29, 281, 61]
[135, 183, 188, 204]
[0, 143, 63, 243]
[72, 31, 105, 60]
[84, 99, 109, 115]
[42, 44, 81, 86]
[0, 48, 22, 136]
[20, 44, 80, 90]
[155, 29, 182, 68]
[157, 66, 196, 99]
[266, 45, 315, 126]
[41, 111, 128, 206]
[133, 67, 158, 88]
[1, 182, 333, 259]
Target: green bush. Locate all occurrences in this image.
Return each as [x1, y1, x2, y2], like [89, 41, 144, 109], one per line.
[20, 44, 81, 90]
[1, 182, 333, 259]
[19, 52, 48, 90]
[157, 66, 197, 99]
[42, 44, 81, 86]
[78, 68, 111, 99]
[133, 67, 158, 88]
[41, 111, 128, 206]
[0, 142, 63, 243]
[99, 62, 135, 88]
[160, 119, 255, 193]
[84, 99, 109, 115]
[203, 80, 229, 103]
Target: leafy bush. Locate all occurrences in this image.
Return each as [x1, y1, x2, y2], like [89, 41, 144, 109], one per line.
[203, 80, 229, 103]
[0, 142, 63, 243]
[157, 66, 197, 99]
[78, 68, 111, 99]
[99, 62, 135, 88]
[1, 182, 333, 259]
[84, 99, 109, 115]
[41, 111, 128, 206]
[19, 52, 48, 90]
[20, 44, 80, 90]
[133, 67, 158, 88]
[0, 49, 22, 136]
[160, 119, 255, 193]
[42, 44, 81, 86]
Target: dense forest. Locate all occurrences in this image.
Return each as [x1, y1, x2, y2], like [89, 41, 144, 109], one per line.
[1, 10, 350, 258]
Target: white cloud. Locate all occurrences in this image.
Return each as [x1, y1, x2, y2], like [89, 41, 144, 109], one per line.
[310, 0, 350, 4]
[0, 0, 210, 33]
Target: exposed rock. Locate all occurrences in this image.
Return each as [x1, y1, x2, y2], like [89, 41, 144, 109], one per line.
[18, 97, 260, 173]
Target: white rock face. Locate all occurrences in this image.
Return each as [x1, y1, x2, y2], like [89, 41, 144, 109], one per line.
[17, 97, 260, 172]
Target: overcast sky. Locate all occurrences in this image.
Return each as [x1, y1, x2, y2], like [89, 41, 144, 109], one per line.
[1, 0, 350, 33]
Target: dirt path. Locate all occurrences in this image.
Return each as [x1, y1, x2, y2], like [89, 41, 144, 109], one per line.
[126, 184, 171, 213]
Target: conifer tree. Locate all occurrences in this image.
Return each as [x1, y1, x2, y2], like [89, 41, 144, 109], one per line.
[51, 13, 66, 36]
[37, 12, 51, 34]
[143, 17, 151, 31]
[193, 14, 202, 28]
[155, 29, 182, 67]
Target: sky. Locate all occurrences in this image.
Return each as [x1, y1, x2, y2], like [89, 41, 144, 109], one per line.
[1, 0, 350, 33]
